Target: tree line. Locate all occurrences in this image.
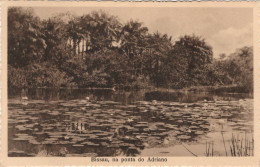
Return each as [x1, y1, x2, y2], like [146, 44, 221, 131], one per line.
[8, 7, 253, 92]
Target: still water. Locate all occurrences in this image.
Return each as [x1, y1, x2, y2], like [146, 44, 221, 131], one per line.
[8, 88, 254, 157]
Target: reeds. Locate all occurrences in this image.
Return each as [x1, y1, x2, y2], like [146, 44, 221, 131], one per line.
[205, 141, 214, 156]
[228, 132, 254, 156]
[221, 131, 228, 156]
[205, 132, 254, 156]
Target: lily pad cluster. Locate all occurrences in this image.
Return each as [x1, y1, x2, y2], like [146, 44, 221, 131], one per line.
[8, 98, 253, 157]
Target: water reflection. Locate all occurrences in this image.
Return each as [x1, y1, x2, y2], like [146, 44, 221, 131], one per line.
[9, 88, 252, 103]
[8, 88, 253, 157]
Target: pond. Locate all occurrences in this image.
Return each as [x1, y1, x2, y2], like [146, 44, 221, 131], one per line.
[8, 88, 254, 157]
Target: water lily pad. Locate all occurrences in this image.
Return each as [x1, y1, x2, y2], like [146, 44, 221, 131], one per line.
[177, 135, 191, 140]
[72, 144, 84, 147]
[195, 131, 204, 135]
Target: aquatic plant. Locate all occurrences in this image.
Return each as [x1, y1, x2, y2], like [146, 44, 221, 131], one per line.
[8, 95, 253, 157]
[228, 133, 254, 156]
[221, 131, 228, 156]
[205, 141, 214, 156]
[206, 132, 254, 157]
[182, 143, 198, 157]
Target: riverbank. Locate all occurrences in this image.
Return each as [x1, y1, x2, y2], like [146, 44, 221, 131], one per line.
[9, 84, 253, 95]
[184, 85, 253, 94]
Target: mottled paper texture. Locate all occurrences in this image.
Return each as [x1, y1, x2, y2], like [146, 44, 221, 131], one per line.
[1, 1, 259, 166]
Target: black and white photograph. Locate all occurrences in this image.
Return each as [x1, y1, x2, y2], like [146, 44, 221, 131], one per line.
[7, 6, 255, 158]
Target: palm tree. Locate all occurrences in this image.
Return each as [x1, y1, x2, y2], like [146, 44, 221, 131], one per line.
[120, 20, 149, 76]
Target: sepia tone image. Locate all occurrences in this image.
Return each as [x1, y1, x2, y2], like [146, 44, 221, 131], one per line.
[7, 6, 254, 157]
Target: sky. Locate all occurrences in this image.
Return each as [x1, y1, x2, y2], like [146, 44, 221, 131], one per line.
[32, 7, 253, 58]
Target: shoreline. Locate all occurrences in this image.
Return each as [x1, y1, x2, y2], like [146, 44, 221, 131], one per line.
[9, 85, 253, 94]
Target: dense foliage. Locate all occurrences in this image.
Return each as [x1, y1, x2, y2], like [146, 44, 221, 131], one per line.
[8, 7, 253, 92]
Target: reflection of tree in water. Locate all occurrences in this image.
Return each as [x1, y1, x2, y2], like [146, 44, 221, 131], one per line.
[9, 88, 253, 104]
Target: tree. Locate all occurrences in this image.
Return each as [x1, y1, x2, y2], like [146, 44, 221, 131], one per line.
[42, 16, 69, 63]
[8, 7, 46, 67]
[170, 35, 213, 87]
[120, 20, 149, 77]
[145, 32, 173, 87]
[226, 46, 253, 91]
[8, 7, 252, 92]
[78, 11, 122, 53]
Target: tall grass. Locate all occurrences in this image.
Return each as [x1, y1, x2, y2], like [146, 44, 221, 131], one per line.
[205, 132, 254, 156]
[221, 130, 228, 156]
[228, 133, 254, 156]
[205, 141, 214, 156]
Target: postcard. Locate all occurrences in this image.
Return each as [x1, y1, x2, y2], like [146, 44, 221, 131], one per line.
[1, 1, 259, 166]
